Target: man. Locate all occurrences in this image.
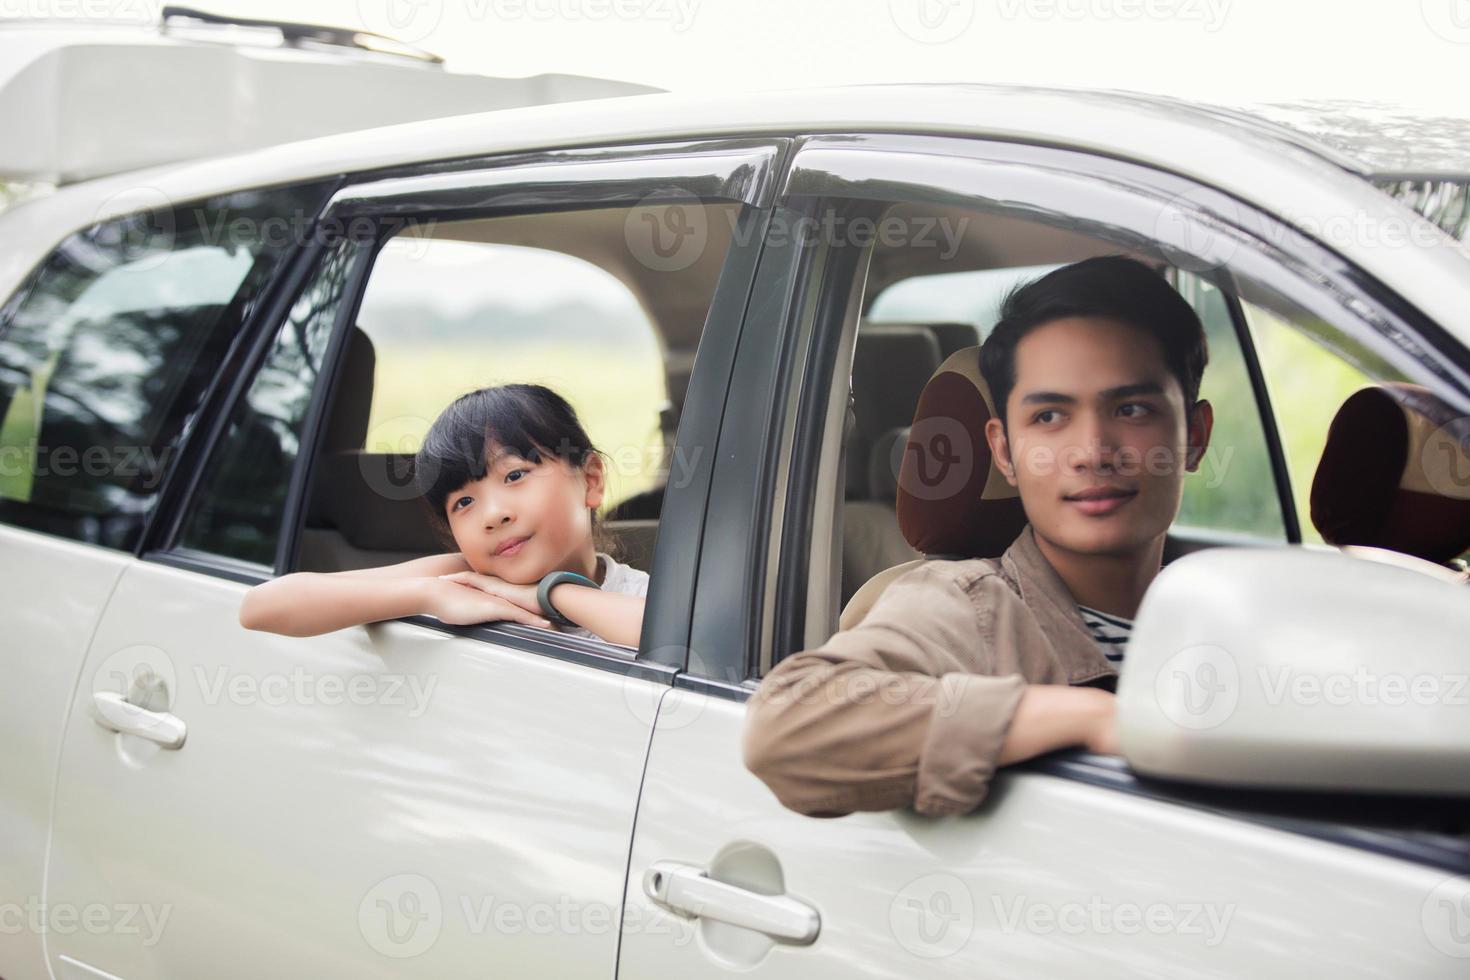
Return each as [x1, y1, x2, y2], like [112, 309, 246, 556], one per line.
[743, 255, 1214, 818]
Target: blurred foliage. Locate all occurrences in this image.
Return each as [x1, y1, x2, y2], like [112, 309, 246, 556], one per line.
[364, 342, 668, 513]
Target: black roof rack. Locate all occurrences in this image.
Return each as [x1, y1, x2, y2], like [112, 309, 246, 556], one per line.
[159, 5, 444, 64]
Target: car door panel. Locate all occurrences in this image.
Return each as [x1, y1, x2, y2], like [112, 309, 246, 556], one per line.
[614, 134, 1470, 978]
[45, 558, 668, 978]
[618, 690, 1462, 978]
[0, 527, 131, 980]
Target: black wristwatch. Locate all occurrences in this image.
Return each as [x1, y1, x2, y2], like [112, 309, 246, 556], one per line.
[537, 570, 599, 626]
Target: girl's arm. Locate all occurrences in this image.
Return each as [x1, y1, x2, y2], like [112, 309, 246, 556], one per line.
[239, 554, 552, 637]
[438, 572, 646, 649]
[542, 584, 645, 649]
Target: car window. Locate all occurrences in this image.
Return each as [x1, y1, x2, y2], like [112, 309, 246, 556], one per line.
[180, 199, 741, 582]
[177, 237, 365, 567]
[865, 266, 1290, 544]
[353, 235, 668, 513]
[288, 203, 737, 580]
[1172, 272, 1287, 541]
[755, 157, 1464, 672]
[1239, 296, 1426, 549]
[0, 182, 331, 550]
[866, 264, 1061, 326]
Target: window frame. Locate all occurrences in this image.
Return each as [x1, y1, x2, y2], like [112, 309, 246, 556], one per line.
[674, 130, 1470, 872]
[690, 132, 1470, 694]
[1169, 267, 1301, 545]
[152, 137, 788, 677]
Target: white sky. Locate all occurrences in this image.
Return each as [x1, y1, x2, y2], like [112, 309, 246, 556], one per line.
[5, 0, 1468, 114]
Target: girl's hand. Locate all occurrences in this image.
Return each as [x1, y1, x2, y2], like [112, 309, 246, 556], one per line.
[423, 577, 552, 629]
[437, 571, 541, 615]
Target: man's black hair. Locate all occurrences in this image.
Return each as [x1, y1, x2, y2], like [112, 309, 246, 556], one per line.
[978, 255, 1208, 427]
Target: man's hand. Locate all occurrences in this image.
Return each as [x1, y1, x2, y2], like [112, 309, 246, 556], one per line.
[422, 577, 551, 629]
[1084, 692, 1120, 755]
[998, 685, 1119, 764]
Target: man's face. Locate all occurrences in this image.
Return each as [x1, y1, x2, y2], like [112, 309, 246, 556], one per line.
[984, 315, 1212, 557]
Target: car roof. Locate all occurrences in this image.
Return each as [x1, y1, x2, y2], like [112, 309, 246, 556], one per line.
[0, 14, 660, 184]
[4, 82, 1468, 354]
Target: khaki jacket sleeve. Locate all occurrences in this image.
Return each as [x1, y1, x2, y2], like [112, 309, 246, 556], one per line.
[742, 562, 1027, 818]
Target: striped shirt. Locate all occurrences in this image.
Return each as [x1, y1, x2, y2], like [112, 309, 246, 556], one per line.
[1076, 603, 1133, 665]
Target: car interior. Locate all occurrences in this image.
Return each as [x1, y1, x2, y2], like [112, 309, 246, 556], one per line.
[293, 198, 1470, 658]
[298, 204, 739, 578]
[796, 201, 1470, 653]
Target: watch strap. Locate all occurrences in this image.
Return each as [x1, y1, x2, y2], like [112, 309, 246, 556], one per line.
[537, 570, 600, 627]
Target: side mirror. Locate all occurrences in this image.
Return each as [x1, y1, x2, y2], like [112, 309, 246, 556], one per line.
[1116, 545, 1470, 796]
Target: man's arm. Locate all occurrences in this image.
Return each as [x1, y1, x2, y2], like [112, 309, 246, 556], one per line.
[742, 563, 1115, 818]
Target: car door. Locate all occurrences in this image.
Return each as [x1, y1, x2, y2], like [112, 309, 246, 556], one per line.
[41, 138, 784, 980]
[615, 135, 1470, 978]
[0, 180, 334, 980]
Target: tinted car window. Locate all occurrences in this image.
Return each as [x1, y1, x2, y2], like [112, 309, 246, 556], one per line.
[0, 182, 331, 549]
[178, 237, 365, 567]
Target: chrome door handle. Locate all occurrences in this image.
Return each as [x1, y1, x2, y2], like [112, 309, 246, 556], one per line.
[642, 860, 819, 944]
[91, 692, 187, 749]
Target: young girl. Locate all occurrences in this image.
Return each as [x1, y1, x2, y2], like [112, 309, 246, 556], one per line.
[239, 384, 649, 648]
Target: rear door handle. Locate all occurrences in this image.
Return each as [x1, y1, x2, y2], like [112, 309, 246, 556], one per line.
[642, 860, 819, 944]
[91, 692, 187, 749]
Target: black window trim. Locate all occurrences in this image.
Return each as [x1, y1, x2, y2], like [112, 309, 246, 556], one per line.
[1213, 270, 1303, 543]
[1173, 267, 1301, 544]
[0, 176, 344, 556]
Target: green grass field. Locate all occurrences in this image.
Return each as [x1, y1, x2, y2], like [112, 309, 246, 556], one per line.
[362, 342, 671, 510]
[0, 327, 1379, 543]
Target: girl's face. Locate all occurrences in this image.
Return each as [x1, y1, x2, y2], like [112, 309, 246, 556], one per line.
[444, 443, 606, 582]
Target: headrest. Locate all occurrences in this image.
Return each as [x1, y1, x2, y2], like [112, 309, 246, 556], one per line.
[893, 346, 1028, 558]
[847, 325, 943, 498]
[868, 427, 908, 503]
[322, 326, 376, 453]
[860, 319, 982, 362]
[1311, 383, 1470, 564]
[313, 451, 447, 553]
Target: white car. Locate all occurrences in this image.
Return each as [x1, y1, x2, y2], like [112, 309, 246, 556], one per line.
[1, 78, 1468, 980]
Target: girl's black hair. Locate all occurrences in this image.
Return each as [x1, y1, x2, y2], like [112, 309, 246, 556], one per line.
[414, 383, 616, 557]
